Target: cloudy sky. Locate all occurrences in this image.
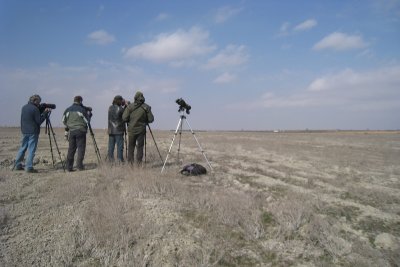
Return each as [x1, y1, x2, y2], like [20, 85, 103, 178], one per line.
[1, 0, 399, 130]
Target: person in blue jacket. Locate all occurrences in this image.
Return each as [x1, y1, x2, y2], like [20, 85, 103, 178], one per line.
[14, 94, 50, 173]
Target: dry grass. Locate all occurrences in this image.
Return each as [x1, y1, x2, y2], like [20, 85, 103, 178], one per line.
[1, 130, 400, 266]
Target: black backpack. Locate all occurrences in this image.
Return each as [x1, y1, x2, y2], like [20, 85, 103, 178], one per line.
[180, 163, 207, 176]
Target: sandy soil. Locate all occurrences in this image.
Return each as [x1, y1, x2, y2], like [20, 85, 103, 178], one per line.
[1, 127, 399, 266]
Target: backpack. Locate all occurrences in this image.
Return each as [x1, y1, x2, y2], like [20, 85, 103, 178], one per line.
[180, 163, 207, 176]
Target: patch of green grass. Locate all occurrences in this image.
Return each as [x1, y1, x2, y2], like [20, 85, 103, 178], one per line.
[323, 204, 361, 222]
[261, 211, 275, 227]
[268, 185, 288, 198]
[356, 216, 400, 237]
[261, 250, 278, 264]
[182, 209, 210, 228]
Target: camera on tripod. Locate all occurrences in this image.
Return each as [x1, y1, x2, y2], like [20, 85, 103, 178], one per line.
[39, 103, 56, 113]
[81, 105, 93, 118]
[176, 98, 191, 114]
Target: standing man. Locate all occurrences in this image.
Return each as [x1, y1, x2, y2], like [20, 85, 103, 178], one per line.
[122, 91, 154, 165]
[14, 94, 50, 173]
[107, 95, 126, 163]
[62, 96, 91, 171]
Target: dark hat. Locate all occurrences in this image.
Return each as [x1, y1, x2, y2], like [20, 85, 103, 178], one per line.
[74, 95, 83, 103]
[114, 95, 123, 101]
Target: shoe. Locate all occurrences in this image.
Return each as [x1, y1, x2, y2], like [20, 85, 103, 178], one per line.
[15, 165, 24, 171]
[67, 169, 75, 172]
[77, 167, 85, 171]
[26, 168, 38, 173]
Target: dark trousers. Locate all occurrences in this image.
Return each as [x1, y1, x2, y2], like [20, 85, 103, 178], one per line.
[67, 130, 86, 170]
[108, 134, 124, 162]
[128, 132, 145, 164]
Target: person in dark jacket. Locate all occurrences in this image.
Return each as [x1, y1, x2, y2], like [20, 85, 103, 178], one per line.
[122, 91, 154, 165]
[14, 94, 50, 173]
[62, 96, 91, 171]
[107, 95, 126, 162]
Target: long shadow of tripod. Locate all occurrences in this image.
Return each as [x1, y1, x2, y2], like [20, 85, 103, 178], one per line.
[45, 112, 66, 172]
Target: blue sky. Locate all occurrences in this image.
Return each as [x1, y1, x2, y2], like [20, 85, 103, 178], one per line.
[1, 0, 399, 130]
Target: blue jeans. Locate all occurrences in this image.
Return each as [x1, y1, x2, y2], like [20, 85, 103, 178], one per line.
[108, 134, 124, 162]
[15, 134, 39, 170]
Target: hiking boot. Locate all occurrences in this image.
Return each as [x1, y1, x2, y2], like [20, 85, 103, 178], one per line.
[14, 165, 24, 171]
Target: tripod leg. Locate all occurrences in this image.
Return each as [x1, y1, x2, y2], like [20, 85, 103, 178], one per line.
[47, 120, 55, 167]
[88, 122, 102, 163]
[124, 129, 128, 160]
[48, 119, 66, 172]
[147, 124, 164, 164]
[91, 133, 101, 163]
[184, 119, 213, 171]
[144, 131, 147, 164]
[177, 117, 184, 163]
[161, 117, 183, 173]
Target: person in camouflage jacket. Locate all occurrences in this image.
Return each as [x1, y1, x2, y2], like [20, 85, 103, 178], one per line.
[122, 91, 154, 165]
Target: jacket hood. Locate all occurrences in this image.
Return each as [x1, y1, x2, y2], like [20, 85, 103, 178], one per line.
[134, 91, 145, 104]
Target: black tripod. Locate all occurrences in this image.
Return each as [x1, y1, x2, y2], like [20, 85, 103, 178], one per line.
[87, 121, 102, 163]
[144, 123, 164, 165]
[45, 112, 66, 172]
[161, 111, 212, 173]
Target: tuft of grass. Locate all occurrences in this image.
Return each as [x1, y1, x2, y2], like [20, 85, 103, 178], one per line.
[322, 204, 361, 222]
[237, 174, 265, 189]
[0, 207, 8, 228]
[269, 192, 313, 240]
[261, 211, 275, 227]
[356, 216, 400, 239]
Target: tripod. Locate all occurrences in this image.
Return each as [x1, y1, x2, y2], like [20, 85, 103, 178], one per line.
[87, 121, 102, 163]
[45, 112, 66, 172]
[144, 123, 164, 165]
[161, 112, 212, 173]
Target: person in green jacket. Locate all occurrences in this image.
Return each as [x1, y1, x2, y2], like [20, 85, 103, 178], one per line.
[122, 91, 154, 165]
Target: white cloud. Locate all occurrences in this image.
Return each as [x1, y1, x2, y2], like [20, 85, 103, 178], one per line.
[0, 63, 181, 128]
[294, 19, 317, 31]
[204, 45, 249, 70]
[214, 72, 236, 84]
[258, 66, 400, 109]
[307, 77, 328, 91]
[155, 13, 170, 21]
[87, 30, 116, 45]
[278, 22, 290, 36]
[124, 27, 216, 63]
[278, 19, 317, 37]
[313, 32, 367, 51]
[214, 6, 242, 23]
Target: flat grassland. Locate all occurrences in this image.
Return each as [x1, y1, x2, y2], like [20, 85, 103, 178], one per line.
[1, 127, 399, 266]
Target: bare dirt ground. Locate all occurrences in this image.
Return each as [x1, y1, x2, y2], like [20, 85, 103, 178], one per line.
[0, 127, 399, 266]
